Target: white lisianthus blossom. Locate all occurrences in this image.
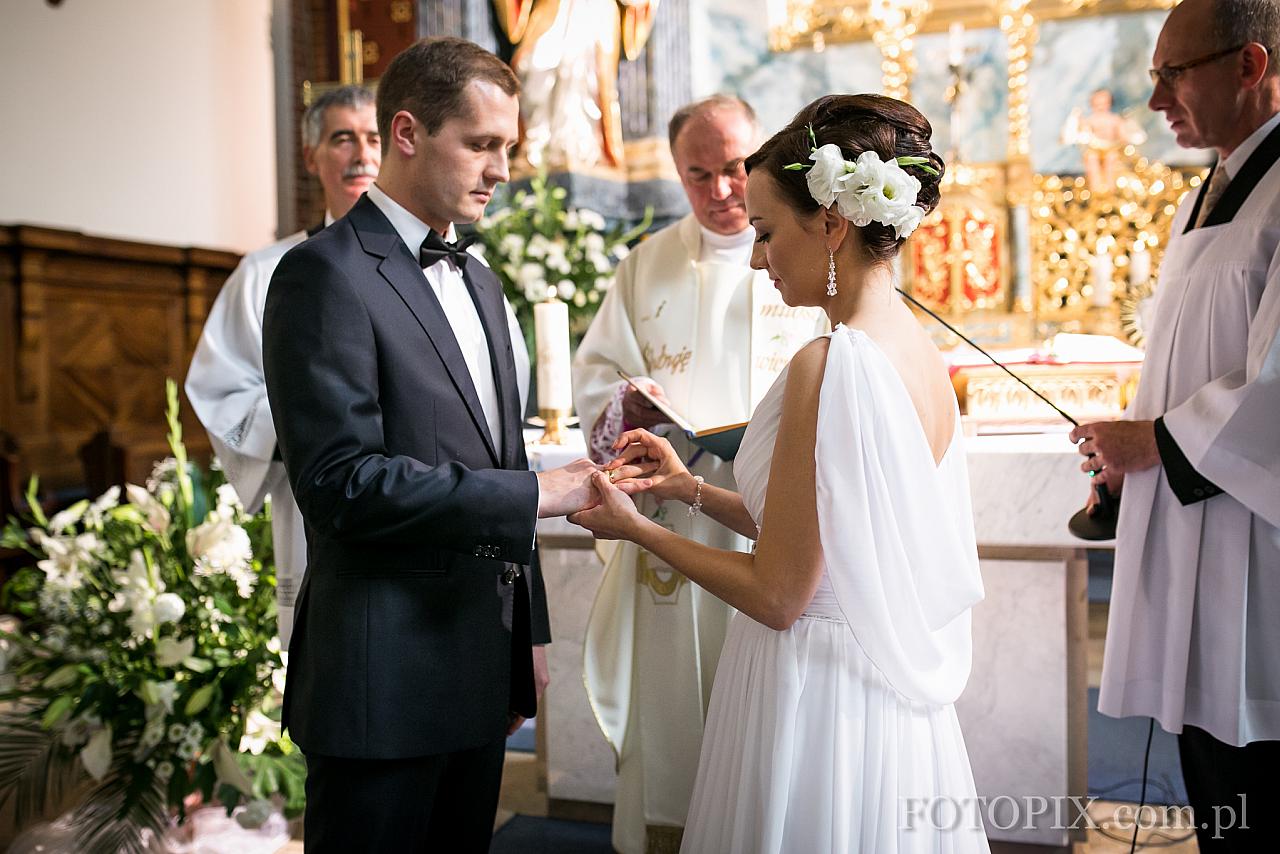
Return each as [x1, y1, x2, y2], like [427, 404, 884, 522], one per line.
[563, 210, 581, 230]
[806, 144, 853, 207]
[556, 279, 577, 298]
[809, 148, 927, 240]
[578, 209, 607, 231]
[584, 232, 606, 253]
[155, 635, 194, 668]
[612, 244, 630, 260]
[543, 239, 570, 274]
[186, 511, 255, 597]
[125, 483, 171, 535]
[589, 251, 613, 274]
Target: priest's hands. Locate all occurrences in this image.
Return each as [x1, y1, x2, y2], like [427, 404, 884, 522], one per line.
[601, 429, 698, 505]
[622, 380, 672, 429]
[1084, 470, 1124, 515]
[1069, 420, 1159, 478]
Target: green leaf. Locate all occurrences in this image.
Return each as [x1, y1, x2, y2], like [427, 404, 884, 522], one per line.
[807, 122, 817, 149]
[895, 155, 940, 176]
[783, 163, 810, 171]
[41, 695, 74, 730]
[23, 477, 47, 527]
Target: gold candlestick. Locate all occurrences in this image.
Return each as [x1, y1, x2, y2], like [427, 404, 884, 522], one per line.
[537, 408, 570, 445]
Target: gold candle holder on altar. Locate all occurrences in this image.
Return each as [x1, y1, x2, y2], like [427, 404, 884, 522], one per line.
[537, 408, 571, 445]
[533, 292, 573, 445]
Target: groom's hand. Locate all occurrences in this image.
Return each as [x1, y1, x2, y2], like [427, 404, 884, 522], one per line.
[536, 458, 601, 518]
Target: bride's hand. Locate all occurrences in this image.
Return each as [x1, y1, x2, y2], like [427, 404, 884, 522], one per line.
[603, 429, 698, 505]
[568, 471, 651, 541]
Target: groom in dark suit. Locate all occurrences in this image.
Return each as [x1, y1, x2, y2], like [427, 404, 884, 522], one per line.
[263, 37, 598, 852]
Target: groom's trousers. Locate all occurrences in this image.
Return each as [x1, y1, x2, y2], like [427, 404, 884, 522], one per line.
[302, 734, 507, 852]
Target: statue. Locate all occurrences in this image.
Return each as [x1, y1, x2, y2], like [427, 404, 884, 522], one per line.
[1060, 89, 1147, 192]
[494, 0, 659, 172]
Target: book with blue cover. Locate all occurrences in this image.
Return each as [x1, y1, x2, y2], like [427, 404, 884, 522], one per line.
[617, 371, 748, 462]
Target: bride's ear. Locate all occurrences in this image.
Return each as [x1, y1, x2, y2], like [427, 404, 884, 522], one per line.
[820, 205, 849, 253]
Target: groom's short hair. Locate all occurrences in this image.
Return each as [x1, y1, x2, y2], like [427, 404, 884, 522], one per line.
[376, 37, 520, 140]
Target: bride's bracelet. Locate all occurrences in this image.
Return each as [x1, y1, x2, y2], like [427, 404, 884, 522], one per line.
[688, 475, 705, 518]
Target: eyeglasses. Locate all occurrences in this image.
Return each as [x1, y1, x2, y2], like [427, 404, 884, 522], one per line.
[1148, 45, 1247, 87]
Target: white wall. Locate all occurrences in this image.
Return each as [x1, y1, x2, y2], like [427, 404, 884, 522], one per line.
[0, 0, 277, 254]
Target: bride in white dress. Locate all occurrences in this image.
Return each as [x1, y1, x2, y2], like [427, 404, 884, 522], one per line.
[569, 94, 990, 854]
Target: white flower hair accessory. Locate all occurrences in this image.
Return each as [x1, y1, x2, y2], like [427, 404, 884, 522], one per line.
[785, 124, 938, 240]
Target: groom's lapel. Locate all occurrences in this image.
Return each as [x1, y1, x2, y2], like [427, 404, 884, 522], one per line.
[348, 197, 501, 466]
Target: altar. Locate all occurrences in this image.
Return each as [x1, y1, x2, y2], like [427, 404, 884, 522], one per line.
[529, 426, 1097, 850]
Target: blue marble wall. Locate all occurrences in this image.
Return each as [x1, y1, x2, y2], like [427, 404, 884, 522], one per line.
[692, 2, 1212, 173]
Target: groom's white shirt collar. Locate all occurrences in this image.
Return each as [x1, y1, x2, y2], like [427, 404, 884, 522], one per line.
[367, 182, 457, 257]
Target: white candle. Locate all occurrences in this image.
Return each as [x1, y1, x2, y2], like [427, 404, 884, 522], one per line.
[534, 298, 572, 411]
[949, 22, 965, 66]
[1129, 244, 1151, 286]
[1092, 250, 1114, 307]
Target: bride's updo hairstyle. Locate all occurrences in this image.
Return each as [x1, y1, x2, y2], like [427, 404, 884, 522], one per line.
[744, 94, 945, 264]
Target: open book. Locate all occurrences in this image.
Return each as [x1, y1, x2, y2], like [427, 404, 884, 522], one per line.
[617, 371, 748, 462]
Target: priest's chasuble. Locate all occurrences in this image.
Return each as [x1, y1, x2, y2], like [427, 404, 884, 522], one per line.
[1100, 112, 1280, 746]
[572, 214, 826, 852]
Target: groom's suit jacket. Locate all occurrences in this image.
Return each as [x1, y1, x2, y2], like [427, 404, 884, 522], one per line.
[263, 194, 549, 760]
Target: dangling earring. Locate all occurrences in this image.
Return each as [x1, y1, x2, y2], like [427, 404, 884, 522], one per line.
[826, 248, 838, 297]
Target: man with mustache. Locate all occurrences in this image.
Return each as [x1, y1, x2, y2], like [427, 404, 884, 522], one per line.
[262, 38, 598, 851]
[1070, 0, 1280, 848]
[573, 95, 826, 854]
[186, 84, 380, 649]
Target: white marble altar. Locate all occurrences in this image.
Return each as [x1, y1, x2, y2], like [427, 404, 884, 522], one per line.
[528, 428, 1099, 850]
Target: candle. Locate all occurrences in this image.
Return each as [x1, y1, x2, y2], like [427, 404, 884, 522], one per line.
[949, 22, 965, 66]
[534, 298, 573, 411]
[1092, 250, 1114, 307]
[1129, 244, 1151, 286]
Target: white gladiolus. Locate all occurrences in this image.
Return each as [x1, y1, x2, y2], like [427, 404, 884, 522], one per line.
[239, 709, 282, 756]
[48, 501, 88, 534]
[125, 483, 171, 534]
[186, 511, 255, 596]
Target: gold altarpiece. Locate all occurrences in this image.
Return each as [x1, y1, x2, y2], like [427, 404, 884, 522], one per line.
[772, 0, 1197, 425]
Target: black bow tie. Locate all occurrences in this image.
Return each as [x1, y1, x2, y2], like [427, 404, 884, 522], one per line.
[419, 230, 477, 270]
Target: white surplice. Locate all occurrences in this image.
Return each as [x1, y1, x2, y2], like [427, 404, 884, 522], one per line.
[187, 208, 530, 650]
[187, 228, 312, 649]
[572, 214, 826, 853]
[1099, 112, 1280, 745]
[681, 326, 988, 853]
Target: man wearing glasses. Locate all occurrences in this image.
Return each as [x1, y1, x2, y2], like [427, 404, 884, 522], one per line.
[1070, 0, 1280, 848]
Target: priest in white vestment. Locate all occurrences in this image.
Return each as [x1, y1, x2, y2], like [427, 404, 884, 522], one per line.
[185, 87, 381, 648]
[1072, 2, 1280, 847]
[573, 95, 826, 854]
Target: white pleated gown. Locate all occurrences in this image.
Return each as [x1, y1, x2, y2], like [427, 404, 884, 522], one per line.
[680, 326, 990, 854]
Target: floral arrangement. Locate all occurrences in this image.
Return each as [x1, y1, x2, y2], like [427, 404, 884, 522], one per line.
[0, 381, 303, 853]
[785, 125, 938, 240]
[473, 172, 651, 348]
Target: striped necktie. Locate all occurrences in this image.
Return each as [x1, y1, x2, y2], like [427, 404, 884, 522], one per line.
[1194, 165, 1231, 228]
